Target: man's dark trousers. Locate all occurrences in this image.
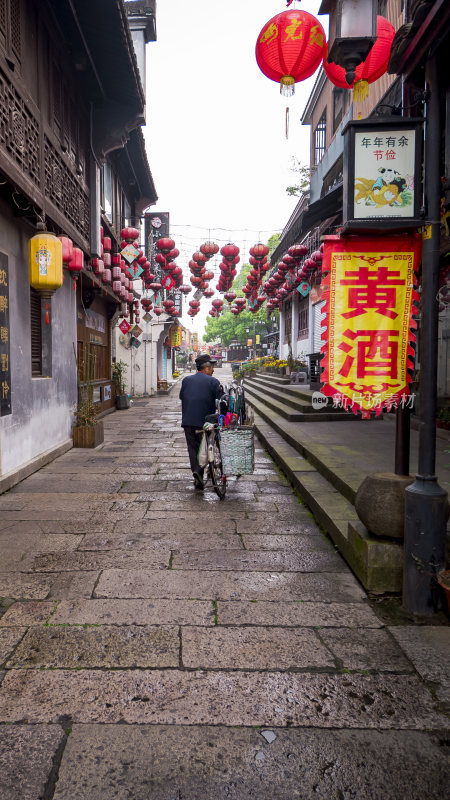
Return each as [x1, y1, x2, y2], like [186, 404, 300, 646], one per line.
[183, 425, 204, 477]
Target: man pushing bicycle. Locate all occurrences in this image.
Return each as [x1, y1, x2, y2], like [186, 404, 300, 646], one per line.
[179, 353, 223, 489]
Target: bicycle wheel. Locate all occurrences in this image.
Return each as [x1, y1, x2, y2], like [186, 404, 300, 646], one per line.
[209, 430, 227, 499]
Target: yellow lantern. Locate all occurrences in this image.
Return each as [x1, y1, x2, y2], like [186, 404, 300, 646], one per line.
[28, 223, 63, 297]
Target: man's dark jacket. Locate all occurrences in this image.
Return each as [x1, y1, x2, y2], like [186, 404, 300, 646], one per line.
[179, 372, 222, 428]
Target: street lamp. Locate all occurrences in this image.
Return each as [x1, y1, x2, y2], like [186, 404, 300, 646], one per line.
[326, 0, 377, 86]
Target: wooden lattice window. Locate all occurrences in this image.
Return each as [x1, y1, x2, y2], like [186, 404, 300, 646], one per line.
[298, 297, 309, 340]
[30, 287, 42, 376]
[0, 0, 21, 67]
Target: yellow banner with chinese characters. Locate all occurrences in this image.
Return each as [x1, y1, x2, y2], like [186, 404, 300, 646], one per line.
[168, 325, 181, 348]
[321, 234, 421, 417]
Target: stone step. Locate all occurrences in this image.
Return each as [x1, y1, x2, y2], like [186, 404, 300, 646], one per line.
[245, 378, 313, 414]
[250, 372, 291, 385]
[245, 392, 360, 502]
[253, 373, 316, 404]
[244, 381, 352, 422]
[244, 383, 310, 422]
[252, 410, 403, 593]
[248, 375, 331, 413]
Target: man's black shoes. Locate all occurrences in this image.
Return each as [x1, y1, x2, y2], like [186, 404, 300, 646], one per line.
[193, 471, 204, 490]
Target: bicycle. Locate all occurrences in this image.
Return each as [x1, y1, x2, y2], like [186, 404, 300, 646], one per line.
[198, 414, 227, 499]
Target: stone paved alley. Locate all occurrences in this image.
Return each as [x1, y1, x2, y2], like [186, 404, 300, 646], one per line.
[0, 368, 449, 798]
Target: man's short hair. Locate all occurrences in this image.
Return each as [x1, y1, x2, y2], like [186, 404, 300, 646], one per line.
[195, 353, 217, 369]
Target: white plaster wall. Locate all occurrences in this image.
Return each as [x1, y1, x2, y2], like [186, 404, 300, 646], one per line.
[0, 205, 77, 477]
[113, 318, 171, 396]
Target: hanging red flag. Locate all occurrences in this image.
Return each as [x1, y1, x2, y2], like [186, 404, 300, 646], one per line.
[321, 233, 421, 418]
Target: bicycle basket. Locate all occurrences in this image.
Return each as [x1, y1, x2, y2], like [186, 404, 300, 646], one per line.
[219, 425, 255, 475]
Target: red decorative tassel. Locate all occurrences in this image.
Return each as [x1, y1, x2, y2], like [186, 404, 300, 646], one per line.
[45, 303, 50, 324]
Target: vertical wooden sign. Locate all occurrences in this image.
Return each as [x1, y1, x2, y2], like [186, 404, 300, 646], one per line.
[0, 252, 11, 415]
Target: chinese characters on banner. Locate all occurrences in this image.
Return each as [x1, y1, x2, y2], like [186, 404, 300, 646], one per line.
[353, 129, 416, 221]
[0, 253, 11, 415]
[321, 234, 421, 418]
[168, 325, 181, 348]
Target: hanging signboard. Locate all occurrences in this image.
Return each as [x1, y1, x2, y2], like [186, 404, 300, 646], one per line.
[125, 262, 143, 280]
[130, 325, 143, 338]
[168, 325, 182, 347]
[121, 243, 140, 264]
[118, 319, 131, 334]
[173, 289, 182, 313]
[297, 281, 311, 297]
[342, 117, 423, 233]
[162, 274, 175, 290]
[321, 233, 421, 418]
[144, 212, 170, 264]
[0, 253, 11, 416]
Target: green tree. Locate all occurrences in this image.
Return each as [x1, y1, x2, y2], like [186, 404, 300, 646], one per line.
[204, 306, 279, 347]
[268, 232, 280, 255]
[286, 157, 311, 197]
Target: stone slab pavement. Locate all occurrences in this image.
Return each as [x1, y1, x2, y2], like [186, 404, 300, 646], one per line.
[0, 367, 449, 799]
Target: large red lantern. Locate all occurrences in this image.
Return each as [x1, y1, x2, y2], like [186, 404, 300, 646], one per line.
[156, 237, 175, 254]
[255, 10, 326, 96]
[200, 241, 219, 258]
[220, 243, 240, 262]
[249, 243, 269, 261]
[323, 16, 395, 101]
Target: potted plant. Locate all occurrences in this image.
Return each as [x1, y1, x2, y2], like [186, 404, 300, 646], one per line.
[72, 344, 104, 448]
[112, 360, 130, 409]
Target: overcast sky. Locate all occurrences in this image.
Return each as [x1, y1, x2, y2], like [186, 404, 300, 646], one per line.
[144, 0, 329, 334]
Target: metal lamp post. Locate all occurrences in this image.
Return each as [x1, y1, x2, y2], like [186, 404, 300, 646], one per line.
[326, 0, 377, 85]
[403, 55, 448, 614]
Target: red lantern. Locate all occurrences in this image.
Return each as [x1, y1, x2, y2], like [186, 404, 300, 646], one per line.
[192, 251, 208, 267]
[323, 16, 395, 101]
[166, 248, 179, 262]
[200, 241, 219, 258]
[288, 244, 308, 260]
[149, 282, 162, 293]
[156, 237, 175, 254]
[180, 285, 192, 295]
[153, 307, 163, 317]
[282, 254, 296, 268]
[256, 10, 326, 96]
[203, 288, 214, 298]
[224, 291, 236, 303]
[249, 243, 269, 261]
[67, 247, 84, 289]
[58, 236, 73, 264]
[121, 227, 139, 243]
[220, 243, 240, 262]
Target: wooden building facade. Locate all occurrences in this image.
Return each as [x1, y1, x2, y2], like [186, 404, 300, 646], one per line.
[0, 0, 157, 491]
